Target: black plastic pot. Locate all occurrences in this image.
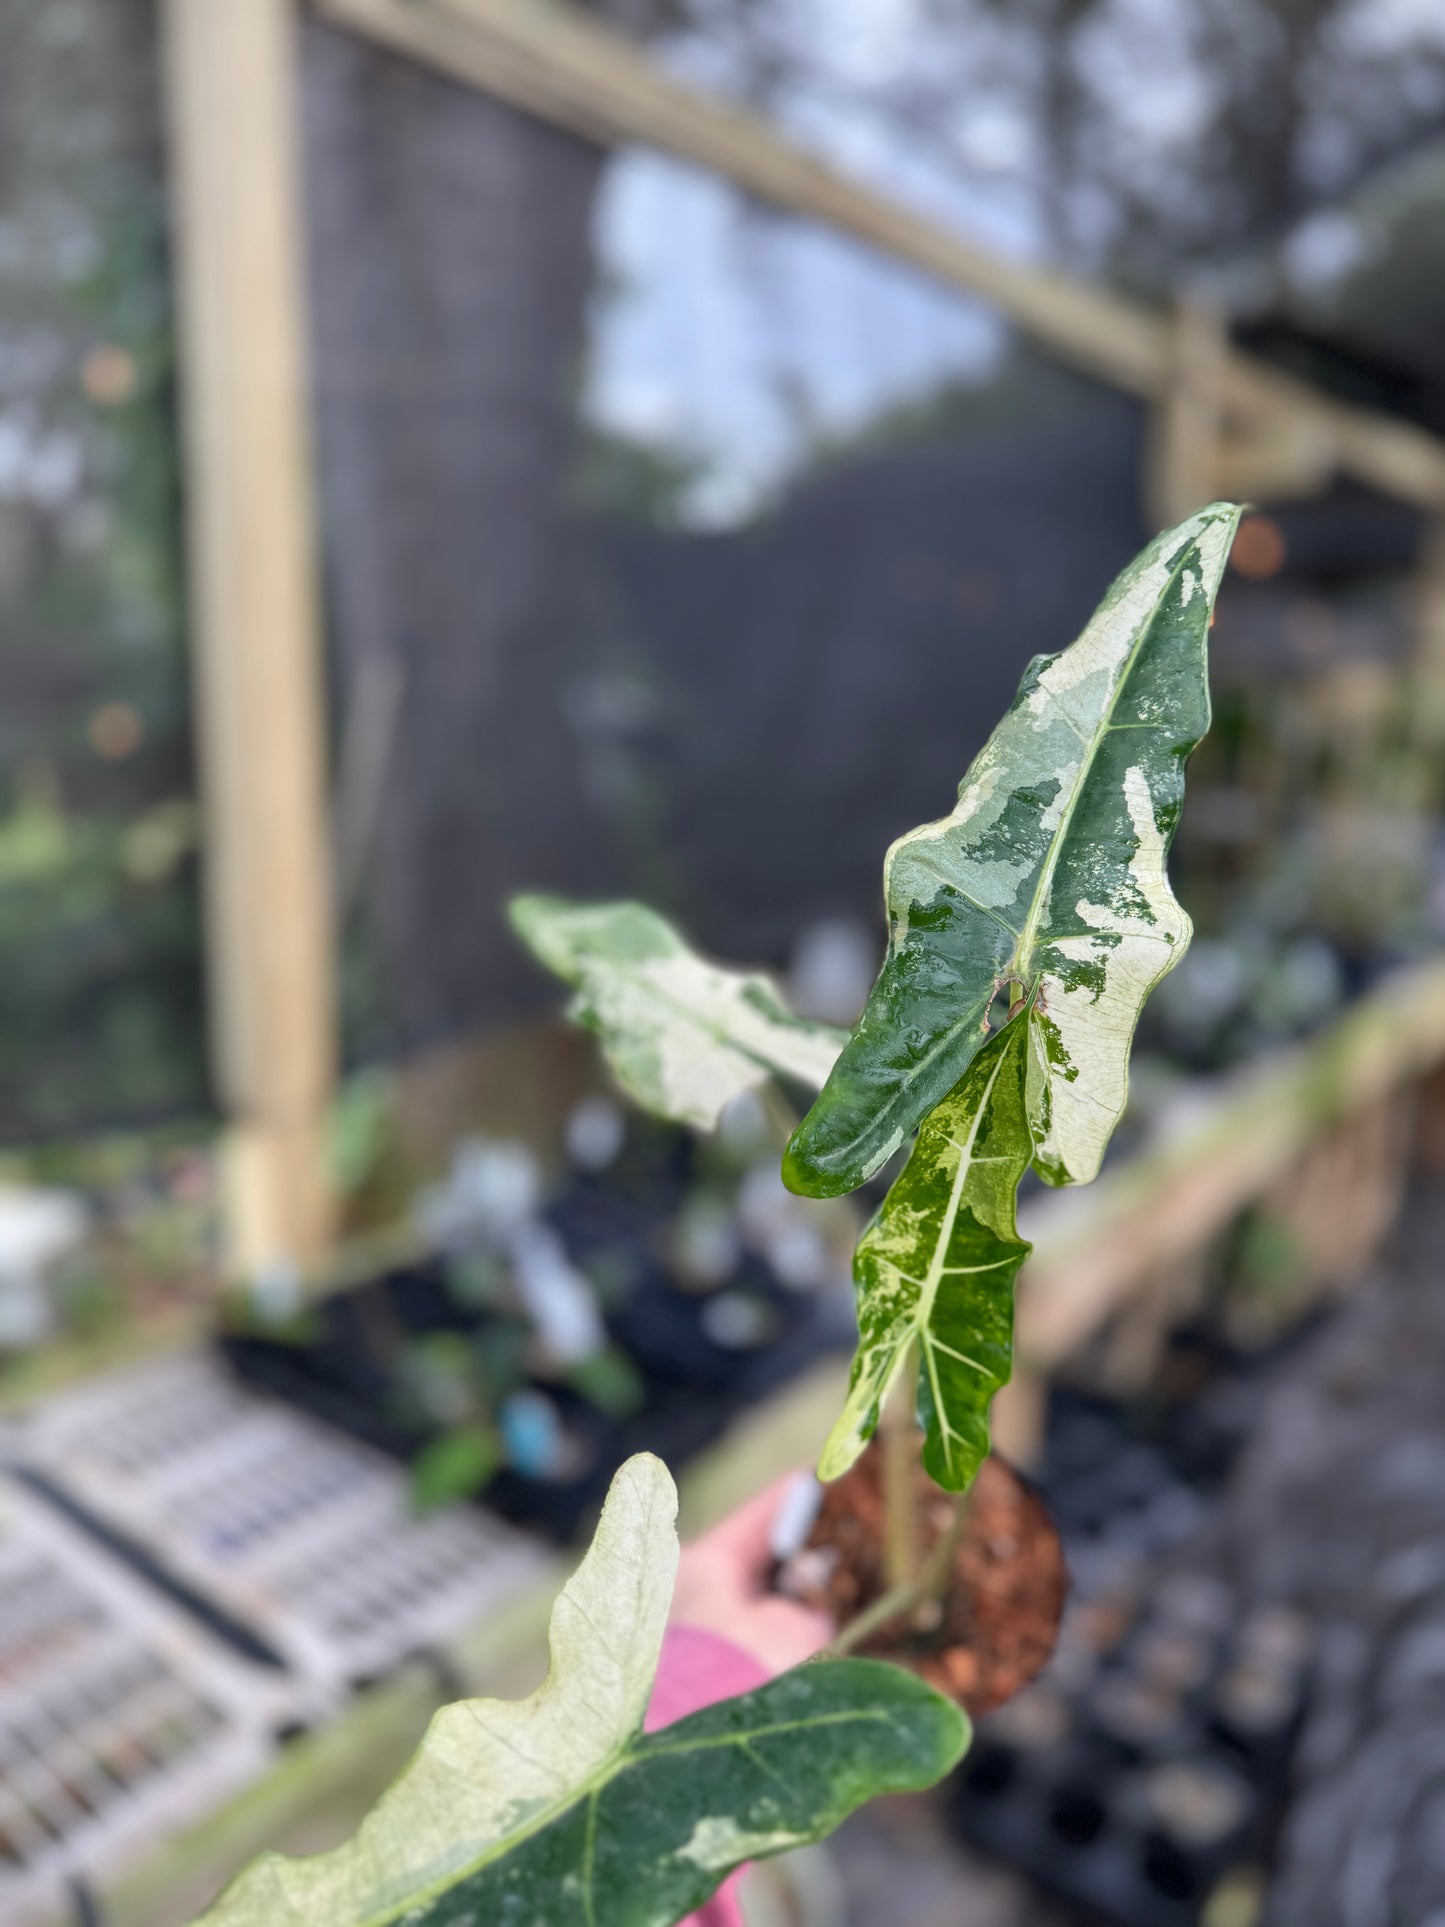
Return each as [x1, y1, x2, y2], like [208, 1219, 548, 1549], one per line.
[222, 1232, 849, 1543]
[949, 1529, 1312, 1926]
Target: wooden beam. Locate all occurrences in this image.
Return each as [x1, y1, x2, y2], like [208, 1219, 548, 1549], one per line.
[163, 0, 338, 1275]
[313, 0, 1445, 514]
[314, 0, 1168, 397]
[1147, 301, 1341, 518]
[1219, 355, 1445, 509]
[1214, 404, 1338, 506]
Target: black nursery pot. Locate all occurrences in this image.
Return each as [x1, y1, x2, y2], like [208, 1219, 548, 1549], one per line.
[221, 1229, 844, 1544]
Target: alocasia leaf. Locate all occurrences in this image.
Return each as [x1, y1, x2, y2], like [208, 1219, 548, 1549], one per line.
[784, 502, 1243, 1199]
[510, 895, 845, 1131]
[820, 1015, 1033, 1492]
[191, 1455, 967, 1927]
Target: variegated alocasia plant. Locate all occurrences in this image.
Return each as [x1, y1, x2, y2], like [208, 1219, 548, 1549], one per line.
[514, 505, 1241, 1495]
[192, 1456, 966, 1927]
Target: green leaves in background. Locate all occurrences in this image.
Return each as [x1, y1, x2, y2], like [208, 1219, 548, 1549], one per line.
[821, 1015, 1033, 1492]
[192, 1455, 966, 1927]
[409, 1424, 503, 1514]
[783, 503, 1243, 1200]
[510, 895, 844, 1131]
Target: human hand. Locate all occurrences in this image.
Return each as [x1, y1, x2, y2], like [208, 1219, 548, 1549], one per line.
[671, 1474, 834, 1673]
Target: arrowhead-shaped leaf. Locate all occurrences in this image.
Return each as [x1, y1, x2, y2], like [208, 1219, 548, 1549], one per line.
[191, 1455, 968, 1927]
[821, 1015, 1033, 1492]
[784, 503, 1242, 1198]
[511, 896, 845, 1131]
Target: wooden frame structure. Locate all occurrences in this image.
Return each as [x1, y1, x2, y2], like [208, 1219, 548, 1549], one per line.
[161, 0, 1445, 1273]
[163, 0, 336, 1275]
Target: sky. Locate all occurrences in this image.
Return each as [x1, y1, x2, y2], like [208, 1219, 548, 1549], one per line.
[579, 0, 1445, 527]
[580, 0, 1036, 526]
[584, 151, 1008, 525]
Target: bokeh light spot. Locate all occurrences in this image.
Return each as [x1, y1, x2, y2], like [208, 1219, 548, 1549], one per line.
[1230, 515, 1287, 580]
[81, 344, 137, 407]
[88, 702, 145, 759]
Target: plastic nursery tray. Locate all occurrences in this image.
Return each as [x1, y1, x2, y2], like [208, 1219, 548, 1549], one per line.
[18, 1350, 550, 1701]
[0, 1473, 284, 1927]
[951, 1569, 1313, 1927]
[223, 1238, 852, 1543]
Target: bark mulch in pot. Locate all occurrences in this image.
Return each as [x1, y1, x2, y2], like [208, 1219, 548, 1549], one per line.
[781, 1445, 1067, 1716]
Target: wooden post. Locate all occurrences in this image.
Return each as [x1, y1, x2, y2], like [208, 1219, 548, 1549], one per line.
[1149, 299, 1344, 523]
[162, 0, 337, 1275]
[1146, 301, 1228, 528]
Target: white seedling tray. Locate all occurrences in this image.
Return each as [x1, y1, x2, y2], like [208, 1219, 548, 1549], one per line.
[0, 1474, 282, 1927]
[20, 1350, 549, 1700]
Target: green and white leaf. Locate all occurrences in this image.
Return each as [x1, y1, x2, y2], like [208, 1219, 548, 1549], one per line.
[191, 1454, 968, 1927]
[784, 503, 1243, 1199]
[820, 1015, 1033, 1492]
[511, 895, 845, 1131]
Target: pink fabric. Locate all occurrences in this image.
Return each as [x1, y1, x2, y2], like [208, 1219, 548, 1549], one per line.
[648, 1626, 771, 1927]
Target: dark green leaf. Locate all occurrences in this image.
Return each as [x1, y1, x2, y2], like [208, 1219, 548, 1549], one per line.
[410, 1425, 502, 1513]
[365, 1661, 966, 1926]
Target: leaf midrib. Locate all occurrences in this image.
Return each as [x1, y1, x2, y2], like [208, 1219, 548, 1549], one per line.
[1010, 534, 1201, 987]
[912, 1040, 1012, 1477]
[588, 954, 842, 1078]
[359, 1707, 902, 1927]
[817, 527, 1206, 1179]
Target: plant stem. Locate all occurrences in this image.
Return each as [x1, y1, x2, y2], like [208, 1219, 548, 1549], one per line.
[823, 1487, 972, 1660]
[825, 1576, 924, 1658]
[921, 1487, 972, 1600]
[881, 1342, 920, 1591]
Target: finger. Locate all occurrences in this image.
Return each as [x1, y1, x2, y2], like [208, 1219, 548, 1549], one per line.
[730, 1598, 836, 1672]
[695, 1472, 814, 1575]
